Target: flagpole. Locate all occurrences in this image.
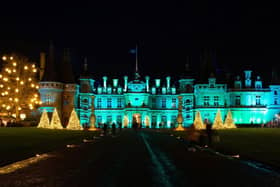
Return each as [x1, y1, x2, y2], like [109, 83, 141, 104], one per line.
[136, 44, 138, 74]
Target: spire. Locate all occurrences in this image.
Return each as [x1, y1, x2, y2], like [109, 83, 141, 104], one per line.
[180, 56, 194, 79]
[80, 57, 90, 78]
[60, 48, 75, 83]
[135, 44, 140, 80]
[42, 41, 59, 81]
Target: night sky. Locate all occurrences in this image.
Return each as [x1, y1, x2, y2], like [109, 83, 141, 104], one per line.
[0, 1, 279, 83]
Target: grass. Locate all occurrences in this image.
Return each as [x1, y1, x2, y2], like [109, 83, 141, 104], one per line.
[168, 128, 280, 169]
[0, 127, 100, 167]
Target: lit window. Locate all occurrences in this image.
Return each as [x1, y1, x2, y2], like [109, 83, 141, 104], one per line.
[117, 98, 122, 108]
[204, 96, 210, 106]
[256, 96, 261, 105]
[107, 98, 112, 108]
[214, 96, 219, 106]
[162, 98, 166, 108]
[235, 96, 241, 105]
[97, 98, 102, 108]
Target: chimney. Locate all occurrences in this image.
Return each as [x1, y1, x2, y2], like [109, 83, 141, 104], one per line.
[166, 76, 171, 90]
[124, 76, 128, 92]
[145, 76, 150, 92]
[103, 76, 107, 89]
[155, 79, 161, 88]
[244, 70, 252, 88]
[113, 79, 118, 87]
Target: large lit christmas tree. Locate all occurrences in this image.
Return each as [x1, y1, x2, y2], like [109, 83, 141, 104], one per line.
[37, 110, 50, 128]
[212, 109, 225, 129]
[50, 108, 63, 129]
[67, 109, 83, 130]
[0, 55, 41, 121]
[193, 111, 206, 130]
[224, 110, 236, 129]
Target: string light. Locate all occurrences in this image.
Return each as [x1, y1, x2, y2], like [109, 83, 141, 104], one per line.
[0, 54, 40, 121]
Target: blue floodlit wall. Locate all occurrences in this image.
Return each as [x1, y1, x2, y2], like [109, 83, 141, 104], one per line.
[39, 70, 280, 128]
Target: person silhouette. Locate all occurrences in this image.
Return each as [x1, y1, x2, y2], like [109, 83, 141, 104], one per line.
[103, 123, 108, 136]
[206, 123, 212, 146]
[112, 123, 116, 135]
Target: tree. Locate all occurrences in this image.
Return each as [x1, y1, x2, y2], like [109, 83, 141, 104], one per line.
[193, 111, 206, 130]
[67, 109, 83, 130]
[224, 110, 236, 129]
[50, 108, 63, 129]
[37, 110, 50, 128]
[0, 55, 40, 121]
[212, 109, 224, 129]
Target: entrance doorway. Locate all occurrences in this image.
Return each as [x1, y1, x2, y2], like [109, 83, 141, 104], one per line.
[132, 113, 141, 128]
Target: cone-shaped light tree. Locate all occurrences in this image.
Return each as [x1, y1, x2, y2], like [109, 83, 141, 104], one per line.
[193, 111, 206, 130]
[224, 110, 236, 129]
[37, 110, 50, 128]
[0, 55, 41, 121]
[212, 109, 224, 129]
[67, 109, 83, 130]
[50, 108, 63, 129]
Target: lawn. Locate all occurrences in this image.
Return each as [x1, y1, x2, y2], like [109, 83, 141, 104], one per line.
[0, 127, 100, 167]
[168, 128, 280, 169]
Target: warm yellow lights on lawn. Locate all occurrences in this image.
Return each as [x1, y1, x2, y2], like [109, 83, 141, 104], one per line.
[0, 153, 51, 174]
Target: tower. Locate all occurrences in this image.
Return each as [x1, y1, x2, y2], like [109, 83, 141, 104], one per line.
[39, 42, 64, 115]
[61, 49, 79, 127]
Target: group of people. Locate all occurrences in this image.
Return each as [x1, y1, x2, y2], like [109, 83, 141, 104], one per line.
[101, 122, 122, 136]
[187, 123, 215, 147]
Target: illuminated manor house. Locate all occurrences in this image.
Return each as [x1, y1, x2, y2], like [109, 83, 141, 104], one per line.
[39, 47, 280, 128]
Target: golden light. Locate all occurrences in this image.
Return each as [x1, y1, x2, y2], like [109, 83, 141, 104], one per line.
[12, 62, 17, 66]
[2, 104, 6, 107]
[33, 69, 37, 73]
[31, 84, 35, 88]
[12, 69, 16, 73]
[16, 77, 19, 81]
[34, 94, 38, 97]
[39, 101, 42, 104]
[10, 56, 13, 60]
[7, 87, 10, 90]
[2, 56, 7, 60]
[5, 91, 8, 95]
[5, 68, 9, 72]
[3, 77, 8, 82]
[20, 81, 24, 85]
[18, 107, 21, 110]
[0, 84, 3, 88]
[6, 106, 10, 110]
[28, 78, 32, 81]
[20, 113, 26, 120]
[0, 74, 2, 78]
[15, 88, 19, 92]
[32, 64, 35, 68]
[9, 98, 12, 101]
[24, 66, 28, 70]
[36, 85, 39, 89]
[1, 93, 5, 96]
[14, 98, 18, 102]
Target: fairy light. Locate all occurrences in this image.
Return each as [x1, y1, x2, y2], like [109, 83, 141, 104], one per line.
[0, 54, 40, 121]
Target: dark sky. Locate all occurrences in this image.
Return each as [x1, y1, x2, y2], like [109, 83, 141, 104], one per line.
[0, 1, 279, 82]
